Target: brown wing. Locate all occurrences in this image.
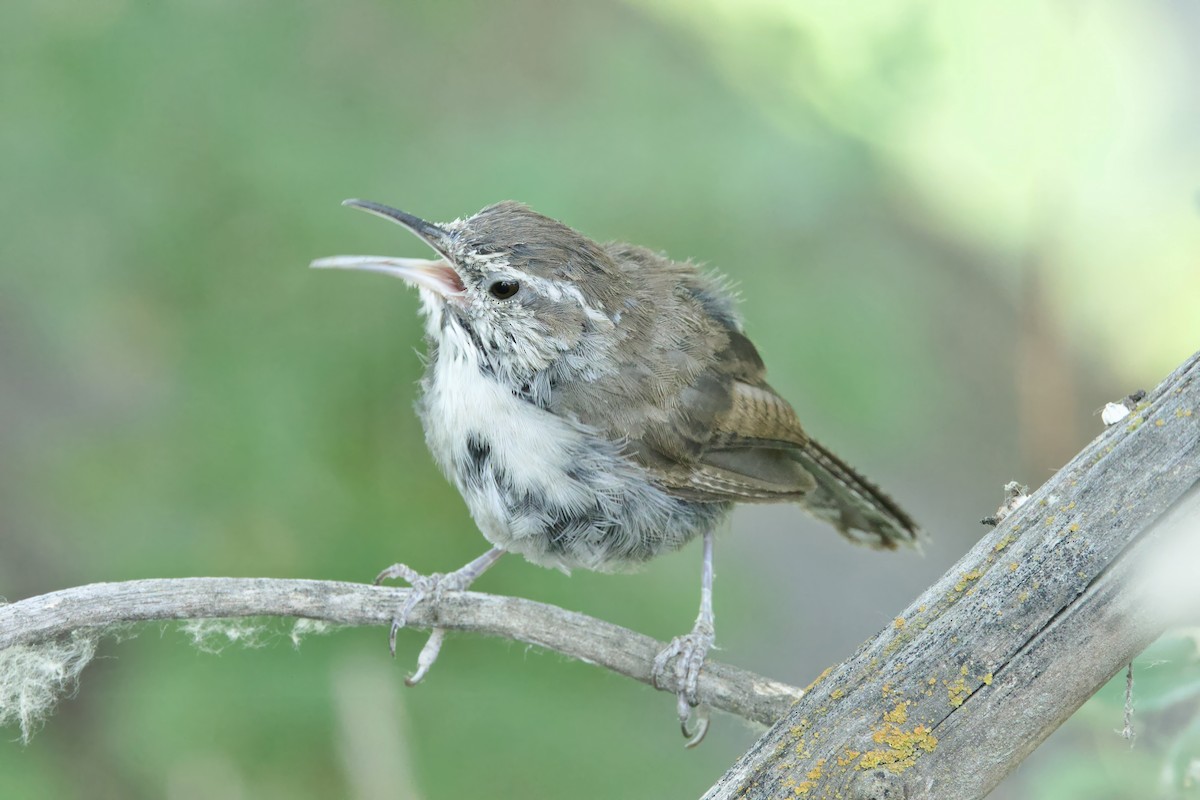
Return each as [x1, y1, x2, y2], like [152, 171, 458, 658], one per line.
[543, 243, 918, 547]
[636, 329, 819, 503]
[629, 330, 920, 549]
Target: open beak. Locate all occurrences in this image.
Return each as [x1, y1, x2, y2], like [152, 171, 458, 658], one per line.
[310, 255, 465, 297]
[309, 200, 466, 298]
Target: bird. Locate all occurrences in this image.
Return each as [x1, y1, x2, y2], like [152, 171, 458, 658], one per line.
[311, 199, 919, 744]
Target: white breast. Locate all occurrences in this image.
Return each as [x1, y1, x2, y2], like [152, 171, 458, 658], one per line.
[414, 301, 724, 572]
[424, 348, 591, 494]
[419, 322, 602, 550]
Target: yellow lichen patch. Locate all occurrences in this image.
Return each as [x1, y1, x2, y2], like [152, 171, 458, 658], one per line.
[918, 604, 927, 612]
[1155, 419, 1165, 427]
[831, 688, 845, 700]
[947, 674, 968, 707]
[857, 705, 938, 773]
[837, 748, 861, 767]
[805, 666, 834, 693]
[1176, 408, 1193, 418]
[1069, 523, 1080, 533]
[954, 569, 983, 592]
[1044, 515, 1056, 526]
[1127, 416, 1144, 431]
[1066, 501, 1076, 510]
[884, 702, 909, 724]
[993, 534, 1014, 552]
[791, 717, 812, 758]
[982, 673, 994, 685]
[1009, 562, 1019, 572]
[792, 758, 827, 795]
[881, 622, 913, 659]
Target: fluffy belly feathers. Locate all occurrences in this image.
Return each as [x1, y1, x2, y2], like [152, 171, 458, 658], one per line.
[418, 336, 725, 572]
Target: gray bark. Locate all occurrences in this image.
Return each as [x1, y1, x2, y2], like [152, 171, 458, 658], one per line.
[705, 350, 1200, 799]
[0, 576, 801, 729]
[2, 352, 1197, 799]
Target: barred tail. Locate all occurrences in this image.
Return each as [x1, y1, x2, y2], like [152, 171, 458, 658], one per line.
[791, 438, 920, 550]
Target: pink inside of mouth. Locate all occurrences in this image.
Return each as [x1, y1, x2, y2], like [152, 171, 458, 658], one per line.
[432, 263, 467, 295]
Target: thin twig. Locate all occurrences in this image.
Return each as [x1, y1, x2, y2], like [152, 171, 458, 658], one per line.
[0, 577, 802, 728]
[1122, 661, 1135, 742]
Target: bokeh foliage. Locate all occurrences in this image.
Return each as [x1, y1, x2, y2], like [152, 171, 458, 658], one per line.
[2, 1, 1197, 797]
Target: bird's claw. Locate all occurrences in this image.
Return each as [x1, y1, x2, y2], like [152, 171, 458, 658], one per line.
[373, 549, 505, 685]
[405, 628, 447, 686]
[376, 562, 470, 683]
[651, 621, 715, 747]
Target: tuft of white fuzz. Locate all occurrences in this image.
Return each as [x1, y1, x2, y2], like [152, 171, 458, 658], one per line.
[0, 632, 99, 743]
[290, 618, 336, 649]
[178, 619, 270, 654]
[1101, 402, 1131, 425]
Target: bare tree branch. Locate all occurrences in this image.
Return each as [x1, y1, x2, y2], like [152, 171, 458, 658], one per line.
[0, 577, 802, 729]
[705, 350, 1200, 800]
[3, 351, 1197, 800]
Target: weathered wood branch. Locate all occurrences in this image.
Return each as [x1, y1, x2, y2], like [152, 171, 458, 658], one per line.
[0, 577, 801, 730]
[3, 352, 1197, 799]
[705, 350, 1200, 800]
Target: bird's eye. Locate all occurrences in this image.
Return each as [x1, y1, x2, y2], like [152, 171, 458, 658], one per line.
[488, 279, 520, 299]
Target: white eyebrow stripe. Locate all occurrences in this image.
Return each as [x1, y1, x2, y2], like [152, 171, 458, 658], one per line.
[454, 248, 615, 327]
[516, 274, 613, 326]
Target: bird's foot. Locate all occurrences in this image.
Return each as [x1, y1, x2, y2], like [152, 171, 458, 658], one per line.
[374, 561, 479, 686]
[652, 619, 715, 747]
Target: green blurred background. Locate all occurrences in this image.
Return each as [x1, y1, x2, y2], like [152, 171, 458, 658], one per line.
[2, 1, 1198, 798]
